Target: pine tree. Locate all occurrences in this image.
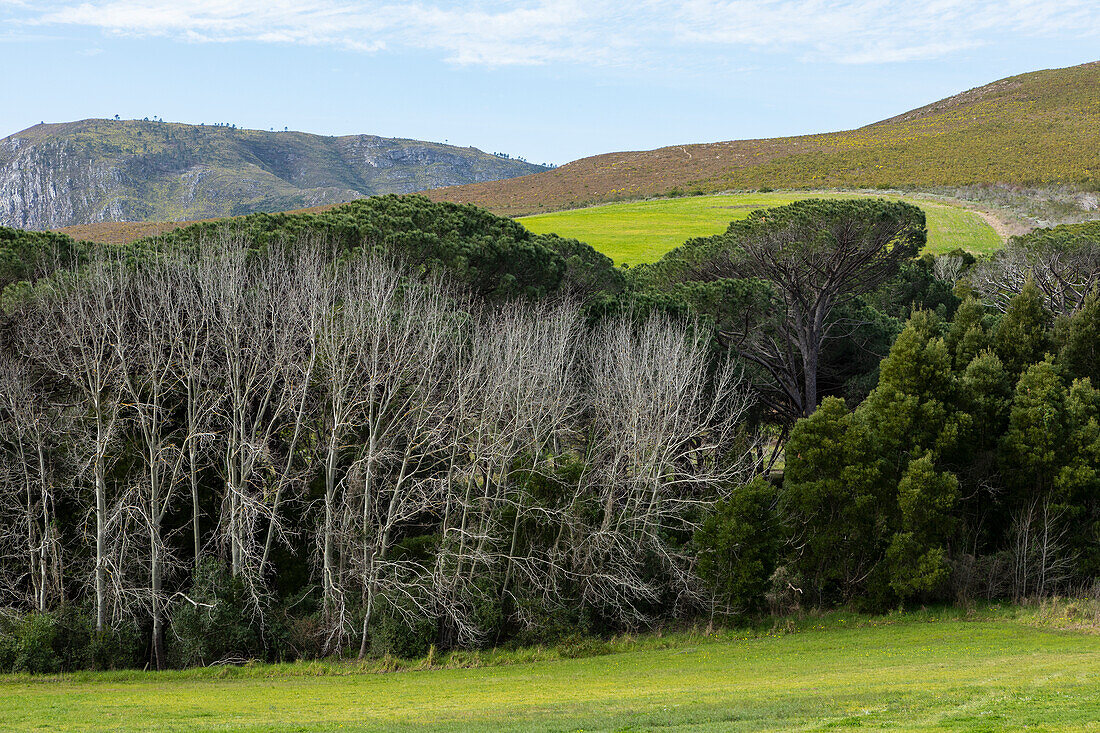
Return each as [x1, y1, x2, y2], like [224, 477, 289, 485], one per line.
[781, 398, 887, 604]
[1001, 359, 1068, 499]
[945, 297, 990, 370]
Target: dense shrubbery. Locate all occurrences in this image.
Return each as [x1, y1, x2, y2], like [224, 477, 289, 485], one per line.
[0, 227, 86, 293]
[0, 609, 139, 673]
[152, 194, 625, 302]
[778, 283, 1100, 608]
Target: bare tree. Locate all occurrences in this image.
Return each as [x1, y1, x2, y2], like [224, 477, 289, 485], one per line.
[934, 254, 966, 285]
[195, 235, 310, 603]
[21, 258, 124, 631]
[107, 256, 193, 668]
[0, 354, 69, 612]
[345, 260, 460, 657]
[971, 237, 1100, 315]
[577, 313, 757, 621]
[164, 247, 217, 569]
[1011, 497, 1075, 600]
[435, 299, 584, 644]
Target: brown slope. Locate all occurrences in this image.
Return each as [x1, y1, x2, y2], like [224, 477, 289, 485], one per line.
[425, 61, 1100, 216]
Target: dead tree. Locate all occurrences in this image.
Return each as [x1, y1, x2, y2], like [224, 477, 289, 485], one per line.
[345, 260, 460, 658]
[196, 235, 306, 602]
[164, 247, 217, 569]
[21, 258, 124, 631]
[0, 354, 69, 612]
[108, 256, 191, 669]
[577, 313, 757, 622]
[971, 236, 1100, 315]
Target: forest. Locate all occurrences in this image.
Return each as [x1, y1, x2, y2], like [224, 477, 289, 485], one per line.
[0, 195, 1097, 672]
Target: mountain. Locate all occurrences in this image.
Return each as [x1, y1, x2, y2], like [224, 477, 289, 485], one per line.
[426, 61, 1100, 216]
[0, 119, 547, 230]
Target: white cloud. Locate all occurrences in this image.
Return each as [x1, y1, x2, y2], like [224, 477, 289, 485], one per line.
[13, 0, 1100, 67]
[675, 0, 1100, 63]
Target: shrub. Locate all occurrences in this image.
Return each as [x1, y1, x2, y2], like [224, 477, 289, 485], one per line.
[369, 613, 436, 659]
[12, 613, 60, 674]
[695, 477, 782, 615]
[170, 561, 267, 667]
[0, 618, 17, 671]
[88, 624, 143, 671]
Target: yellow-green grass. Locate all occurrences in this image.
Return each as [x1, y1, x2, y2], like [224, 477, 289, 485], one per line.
[4, 612, 1100, 731]
[519, 193, 1003, 266]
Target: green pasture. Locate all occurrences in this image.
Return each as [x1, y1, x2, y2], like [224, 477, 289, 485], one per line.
[3, 612, 1100, 731]
[519, 193, 1004, 265]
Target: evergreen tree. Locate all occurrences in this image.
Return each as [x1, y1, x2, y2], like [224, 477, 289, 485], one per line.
[960, 350, 1013, 452]
[1000, 359, 1069, 501]
[781, 398, 886, 604]
[860, 310, 968, 467]
[694, 477, 781, 615]
[1056, 378, 1100, 575]
[1056, 289, 1100, 385]
[886, 454, 959, 600]
[945, 297, 990, 370]
[993, 281, 1051, 376]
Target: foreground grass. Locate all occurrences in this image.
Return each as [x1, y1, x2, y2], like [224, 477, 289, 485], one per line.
[518, 192, 1003, 265]
[3, 605, 1100, 731]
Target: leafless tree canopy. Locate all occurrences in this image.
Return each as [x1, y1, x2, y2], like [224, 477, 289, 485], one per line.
[970, 234, 1100, 315]
[0, 233, 759, 663]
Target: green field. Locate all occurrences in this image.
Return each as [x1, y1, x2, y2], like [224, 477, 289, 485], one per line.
[4, 612, 1100, 731]
[518, 193, 1004, 265]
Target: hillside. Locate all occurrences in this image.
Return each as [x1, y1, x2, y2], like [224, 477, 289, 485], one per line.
[426, 61, 1100, 216]
[0, 119, 546, 230]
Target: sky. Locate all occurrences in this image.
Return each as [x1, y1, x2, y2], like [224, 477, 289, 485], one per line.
[1, 1, 1098, 165]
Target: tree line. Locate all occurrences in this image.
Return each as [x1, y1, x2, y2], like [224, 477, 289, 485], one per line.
[0, 195, 1094, 672]
[0, 225, 755, 671]
[664, 218, 1100, 615]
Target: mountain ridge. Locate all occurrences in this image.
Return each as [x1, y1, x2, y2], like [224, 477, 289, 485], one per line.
[0, 118, 547, 230]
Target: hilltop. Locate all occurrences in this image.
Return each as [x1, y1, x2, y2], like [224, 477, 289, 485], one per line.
[0, 119, 546, 230]
[426, 61, 1100, 216]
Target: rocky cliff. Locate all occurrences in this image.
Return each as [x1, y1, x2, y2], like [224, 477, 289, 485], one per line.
[0, 119, 547, 230]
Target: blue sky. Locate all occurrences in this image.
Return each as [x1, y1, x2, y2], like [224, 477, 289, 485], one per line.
[1, 1, 1098, 165]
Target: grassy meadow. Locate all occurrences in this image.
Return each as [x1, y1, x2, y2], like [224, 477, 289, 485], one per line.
[519, 193, 1003, 265]
[4, 607, 1100, 731]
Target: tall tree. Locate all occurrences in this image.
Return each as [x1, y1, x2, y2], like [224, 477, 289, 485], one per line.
[21, 260, 123, 632]
[993, 281, 1051, 377]
[639, 199, 925, 420]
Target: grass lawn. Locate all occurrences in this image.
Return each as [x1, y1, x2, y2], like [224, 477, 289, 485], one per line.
[518, 193, 1004, 265]
[3, 610, 1100, 731]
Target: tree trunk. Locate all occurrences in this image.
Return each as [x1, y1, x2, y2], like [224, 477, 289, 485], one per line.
[94, 411, 107, 633]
